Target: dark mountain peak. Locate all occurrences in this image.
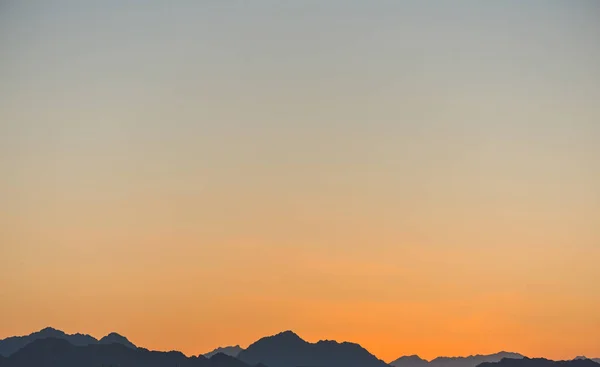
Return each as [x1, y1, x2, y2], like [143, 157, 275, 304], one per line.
[316, 339, 340, 345]
[99, 332, 137, 349]
[393, 355, 428, 361]
[274, 330, 303, 340]
[204, 345, 244, 358]
[0, 327, 98, 357]
[246, 330, 307, 349]
[390, 354, 431, 367]
[35, 327, 66, 337]
[238, 331, 388, 367]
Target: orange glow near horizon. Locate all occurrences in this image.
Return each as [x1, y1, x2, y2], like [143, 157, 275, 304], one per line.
[1, 1, 599, 362]
[2, 237, 599, 361]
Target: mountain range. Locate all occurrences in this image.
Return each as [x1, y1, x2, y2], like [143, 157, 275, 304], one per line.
[0, 338, 249, 367]
[1, 327, 599, 367]
[479, 357, 600, 367]
[237, 330, 389, 367]
[204, 346, 244, 358]
[391, 352, 526, 367]
[0, 327, 136, 357]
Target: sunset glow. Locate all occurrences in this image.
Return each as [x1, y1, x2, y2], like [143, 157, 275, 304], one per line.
[1, 1, 599, 362]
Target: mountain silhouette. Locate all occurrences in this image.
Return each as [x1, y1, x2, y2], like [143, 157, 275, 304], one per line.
[478, 357, 600, 367]
[98, 332, 137, 349]
[0, 327, 97, 357]
[391, 352, 525, 367]
[205, 346, 244, 358]
[237, 330, 389, 367]
[2, 328, 597, 367]
[0, 338, 254, 367]
[0, 327, 138, 357]
[391, 355, 430, 367]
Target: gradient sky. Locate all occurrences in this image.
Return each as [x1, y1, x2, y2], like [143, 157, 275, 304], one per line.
[1, 0, 599, 362]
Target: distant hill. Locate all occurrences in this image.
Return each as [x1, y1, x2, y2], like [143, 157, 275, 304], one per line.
[391, 352, 525, 367]
[237, 330, 389, 367]
[0, 327, 97, 357]
[0, 338, 251, 367]
[205, 346, 244, 358]
[99, 332, 137, 349]
[478, 357, 600, 367]
[0, 327, 137, 357]
[391, 355, 430, 367]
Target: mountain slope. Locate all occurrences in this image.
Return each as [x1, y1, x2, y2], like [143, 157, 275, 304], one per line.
[237, 330, 389, 367]
[479, 358, 600, 367]
[99, 332, 137, 349]
[0, 327, 97, 357]
[391, 355, 430, 367]
[2, 338, 252, 367]
[205, 346, 244, 358]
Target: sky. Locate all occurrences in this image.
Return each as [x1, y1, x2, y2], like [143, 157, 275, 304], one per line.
[1, 0, 599, 362]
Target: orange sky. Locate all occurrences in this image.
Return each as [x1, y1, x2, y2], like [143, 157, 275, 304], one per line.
[1, 1, 599, 362]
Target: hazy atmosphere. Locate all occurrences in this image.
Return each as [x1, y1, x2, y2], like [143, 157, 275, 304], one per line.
[1, 1, 599, 362]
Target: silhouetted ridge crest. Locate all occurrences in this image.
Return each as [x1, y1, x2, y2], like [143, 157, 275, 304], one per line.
[0, 327, 97, 357]
[390, 355, 430, 367]
[99, 332, 137, 349]
[238, 330, 388, 367]
[2, 338, 253, 367]
[478, 357, 600, 367]
[205, 346, 244, 358]
[392, 352, 526, 367]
